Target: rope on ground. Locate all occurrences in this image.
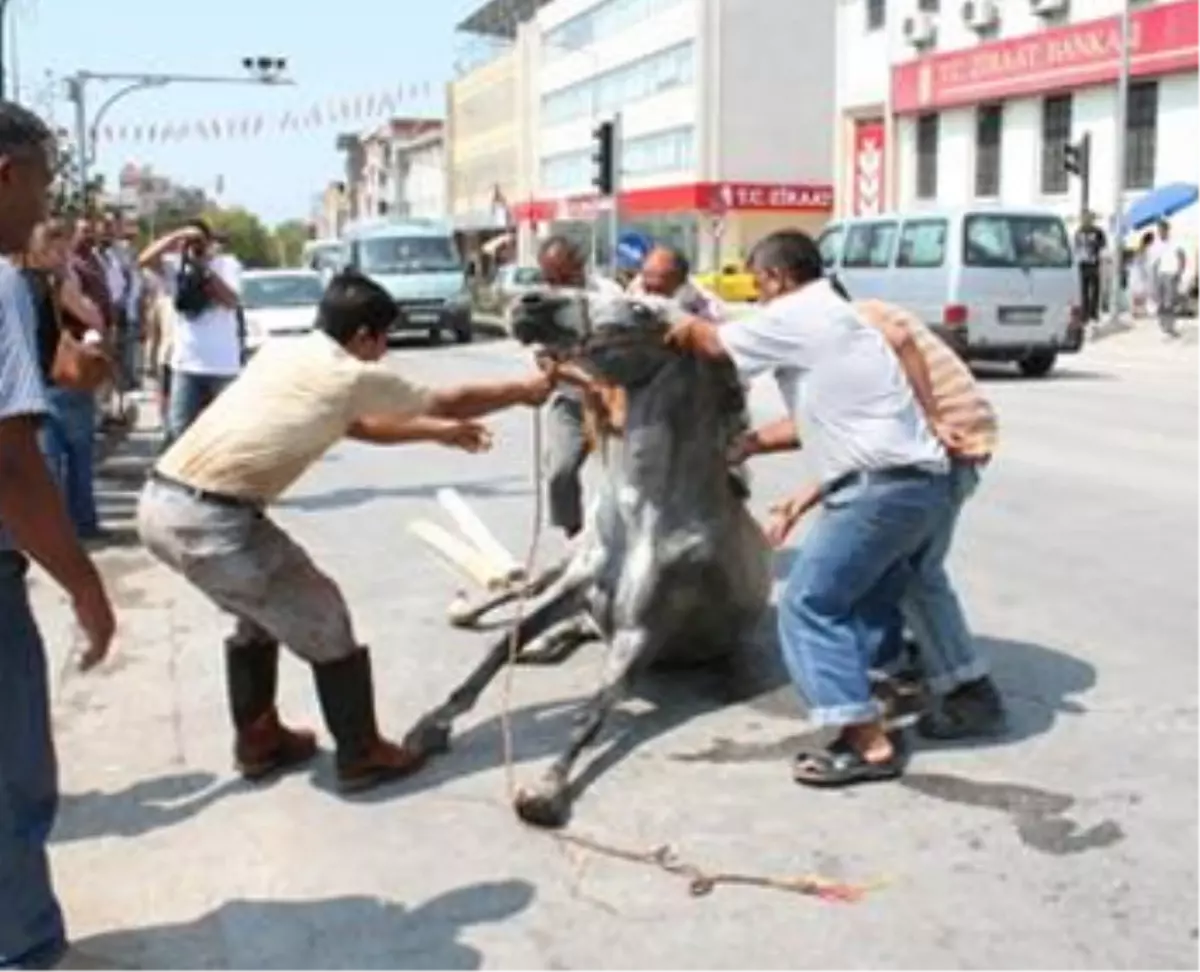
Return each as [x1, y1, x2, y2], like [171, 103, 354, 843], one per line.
[498, 401, 876, 904]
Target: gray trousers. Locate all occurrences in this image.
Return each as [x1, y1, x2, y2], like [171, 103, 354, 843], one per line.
[137, 480, 358, 662]
[1155, 272, 1181, 335]
[545, 393, 588, 537]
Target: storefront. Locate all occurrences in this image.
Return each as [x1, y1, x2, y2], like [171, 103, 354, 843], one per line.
[512, 180, 834, 269]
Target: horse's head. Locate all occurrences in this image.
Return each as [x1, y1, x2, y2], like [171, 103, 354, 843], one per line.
[511, 290, 676, 388]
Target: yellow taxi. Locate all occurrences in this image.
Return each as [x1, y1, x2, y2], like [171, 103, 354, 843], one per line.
[695, 262, 758, 303]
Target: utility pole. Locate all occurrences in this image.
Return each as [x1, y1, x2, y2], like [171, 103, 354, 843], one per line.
[1107, 0, 1132, 328]
[0, 0, 12, 101]
[64, 59, 293, 208]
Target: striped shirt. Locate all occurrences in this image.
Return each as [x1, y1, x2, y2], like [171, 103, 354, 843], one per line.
[855, 299, 998, 460]
[0, 256, 49, 552]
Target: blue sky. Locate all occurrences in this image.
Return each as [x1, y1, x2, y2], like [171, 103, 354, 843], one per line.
[10, 0, 486, 225]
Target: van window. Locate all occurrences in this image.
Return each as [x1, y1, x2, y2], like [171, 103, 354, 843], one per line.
[963, 214, 1073, 269]
[356, 236, 463, 275]
[896, 219, 948, 268]
[817, 226, 844, 269]
[842, 222, 898, 268]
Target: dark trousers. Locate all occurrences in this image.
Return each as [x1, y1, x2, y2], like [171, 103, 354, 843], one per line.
[39, 388, 99, 538]
[0, 553, 66, 969]
[164, 371, 235, 449]
[1080, 265, 1102, 322]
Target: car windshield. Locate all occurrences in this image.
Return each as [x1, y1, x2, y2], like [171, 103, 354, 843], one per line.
[241, 274, 326, 309]
[306, 244, 342, 271]
[358, 236, 462, 274]
[511, 267, 542, 285]
[963, 215, 1073, 269]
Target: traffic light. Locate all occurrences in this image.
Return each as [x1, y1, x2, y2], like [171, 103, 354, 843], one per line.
[1063, 133, 1091, 179]
[592, 120, 616, 196]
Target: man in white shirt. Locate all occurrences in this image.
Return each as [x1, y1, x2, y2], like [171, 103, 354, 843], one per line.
[139, 220, 243, 445]
[628, 244, 727, 322]
[532, 236, 623, 539]
[666, 229, 954, 788]
[1148, 219, 1187, 338]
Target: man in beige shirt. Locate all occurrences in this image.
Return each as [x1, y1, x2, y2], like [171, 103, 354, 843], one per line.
[138, 270, 559, 794]
[746, 292, 1005, 742]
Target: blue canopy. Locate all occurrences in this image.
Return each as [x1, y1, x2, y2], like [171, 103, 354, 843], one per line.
[1124, 182, 1199, 231]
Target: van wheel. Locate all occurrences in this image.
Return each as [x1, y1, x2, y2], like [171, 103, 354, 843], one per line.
[1018, 351, 1057, 378]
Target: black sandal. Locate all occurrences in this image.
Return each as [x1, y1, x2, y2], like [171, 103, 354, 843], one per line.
[792, 732, 907, 788]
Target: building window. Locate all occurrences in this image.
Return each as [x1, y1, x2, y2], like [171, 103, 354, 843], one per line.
[542, 42, 695, 127]
[539, 125, 695, 193]
[1040, 94, 1072, 195]
[1125, 81, 1158, 190]
[544, 0, 688, 59]
[917, 0, 940, 10]
[866, 0, 885, 30]
[916, 114, 939, 200]
[975, 103, 1003, 198]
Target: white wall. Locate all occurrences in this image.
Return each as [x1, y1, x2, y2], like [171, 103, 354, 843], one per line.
[713, 0, 836, 184]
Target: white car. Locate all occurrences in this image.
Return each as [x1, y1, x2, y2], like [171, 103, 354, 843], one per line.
[241, 269, 325, 352]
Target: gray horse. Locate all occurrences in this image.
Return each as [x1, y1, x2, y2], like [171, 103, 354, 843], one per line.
[402, 292, 772, 827]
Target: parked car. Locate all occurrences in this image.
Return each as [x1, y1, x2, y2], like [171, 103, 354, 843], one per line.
[818, 206, 1083, 377]
[494, 264, 544, 307]
[241, 269, 325, 354]
[342, 218, 473, 343]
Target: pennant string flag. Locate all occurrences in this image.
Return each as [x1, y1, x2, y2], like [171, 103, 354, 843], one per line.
[94, 79, 446, 144]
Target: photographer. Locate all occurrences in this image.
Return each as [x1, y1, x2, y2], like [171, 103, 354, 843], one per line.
[139, 219, 242, 445]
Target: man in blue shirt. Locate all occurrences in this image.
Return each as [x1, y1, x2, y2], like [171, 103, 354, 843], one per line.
[0, 101, 115, 970]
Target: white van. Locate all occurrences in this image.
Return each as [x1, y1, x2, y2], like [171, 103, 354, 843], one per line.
[818, 207, 1083, 377]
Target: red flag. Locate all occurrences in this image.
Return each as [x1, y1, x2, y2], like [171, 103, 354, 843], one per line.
[195, 120, 208, 139]
[147, 125, 157, 143]
[252, 116, 265, 135]
[211, 119, 222, 139]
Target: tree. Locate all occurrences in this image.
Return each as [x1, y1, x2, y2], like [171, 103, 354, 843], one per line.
[272, 219, 312, 268]
[203, 206, 275, 268]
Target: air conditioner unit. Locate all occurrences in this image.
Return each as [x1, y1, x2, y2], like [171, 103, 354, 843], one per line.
[962, 0, 1000, 31]
[1031, 0, 1069, 16]
[903, 11, 937, 47]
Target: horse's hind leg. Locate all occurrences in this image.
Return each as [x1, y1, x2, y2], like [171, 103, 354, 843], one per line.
[402, 586, 583, 760]
[514, 627, 648, 828]
[515, 613, 600, 666]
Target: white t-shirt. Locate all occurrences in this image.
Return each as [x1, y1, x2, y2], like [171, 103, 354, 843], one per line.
[1149, 239, 1184, 278]
[165, 253, 243, 376]
[717, 278, 948, 488]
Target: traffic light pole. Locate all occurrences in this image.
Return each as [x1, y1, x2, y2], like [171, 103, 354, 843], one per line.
[608, 112, 622, 277]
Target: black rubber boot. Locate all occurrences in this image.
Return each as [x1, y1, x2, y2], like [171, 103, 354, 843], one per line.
[224, 631, 317, 781]
[311, 648, 425, 793]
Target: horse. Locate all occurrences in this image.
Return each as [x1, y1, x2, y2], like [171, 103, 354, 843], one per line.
[401, 291, 772, 827]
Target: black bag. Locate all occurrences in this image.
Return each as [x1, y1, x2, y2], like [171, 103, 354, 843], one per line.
[174, 252, 212, 317]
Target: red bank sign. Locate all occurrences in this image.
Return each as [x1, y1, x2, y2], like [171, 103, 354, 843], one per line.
[892, 0, 1199, 114]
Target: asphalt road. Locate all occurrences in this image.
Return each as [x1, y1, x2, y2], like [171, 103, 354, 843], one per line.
[31, 322, 1198, 969]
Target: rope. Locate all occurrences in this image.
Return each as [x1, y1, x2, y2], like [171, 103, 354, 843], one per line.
[496, 398, 877, 905]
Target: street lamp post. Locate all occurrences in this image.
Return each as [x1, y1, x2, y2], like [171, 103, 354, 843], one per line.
[64, 58, 292, 205]
[1107, 0, 1132, 329]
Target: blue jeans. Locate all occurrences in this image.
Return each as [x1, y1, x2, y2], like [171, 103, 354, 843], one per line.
[0, 554, 66, 970]
[777, 470, 952, 728]
[39, 388, 99, 538]
[880, 461, 987, 694]
[165, 371, 234, 447]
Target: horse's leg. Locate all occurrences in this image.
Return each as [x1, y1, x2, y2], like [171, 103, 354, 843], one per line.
[513, 626, 649, 828]
[402, 584, 585, 759]
[448, 559, 570, 629]
[514, 612, 601, 666]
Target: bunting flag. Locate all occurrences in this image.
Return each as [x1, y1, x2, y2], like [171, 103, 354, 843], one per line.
[95, 79, 445, 144]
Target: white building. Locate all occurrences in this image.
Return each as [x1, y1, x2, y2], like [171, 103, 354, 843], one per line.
[350, 119, 448, 222]
[459, 0, 837, 270]
[834, 0, 1199, 248]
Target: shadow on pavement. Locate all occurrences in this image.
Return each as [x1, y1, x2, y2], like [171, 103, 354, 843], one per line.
[279, 475, 530, 513]
[52, 772, 251, 845]
[74, 880, 536, 970]
[322, 614, 793, 815]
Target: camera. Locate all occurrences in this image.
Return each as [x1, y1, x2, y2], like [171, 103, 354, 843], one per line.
[174, 240, 214, 317]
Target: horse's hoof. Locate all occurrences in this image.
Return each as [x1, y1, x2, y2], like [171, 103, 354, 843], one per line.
[403, 720, 452, 757]
[514, 785, 569, 829]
